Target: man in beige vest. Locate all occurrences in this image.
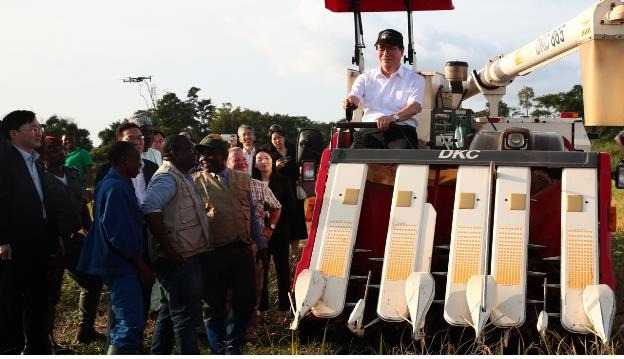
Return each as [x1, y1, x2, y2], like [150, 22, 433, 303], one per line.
[226, 147, 282, 336]
[142, 135, 213, 354]
[192, 137, 264, 355]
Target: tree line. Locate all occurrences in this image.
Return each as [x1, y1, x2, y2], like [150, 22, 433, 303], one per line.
[40, 84, 621, 162]
[41, 86, 335, 164]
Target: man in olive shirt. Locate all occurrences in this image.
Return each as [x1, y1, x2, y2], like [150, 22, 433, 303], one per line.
[193, 137, 264, 355]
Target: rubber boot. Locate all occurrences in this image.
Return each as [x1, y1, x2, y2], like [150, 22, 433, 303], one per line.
[106, 345, 138, 355]
[75, 288, 106, 344]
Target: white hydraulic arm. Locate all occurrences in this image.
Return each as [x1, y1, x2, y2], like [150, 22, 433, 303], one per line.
[465, 0, 624, 123]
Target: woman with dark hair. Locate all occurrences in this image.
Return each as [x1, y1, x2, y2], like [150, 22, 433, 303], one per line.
[252, 148, 296, 324]
[265, 124, 308, 253]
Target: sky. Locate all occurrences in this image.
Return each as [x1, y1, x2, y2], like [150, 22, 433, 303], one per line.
[1, 0, 593, 145]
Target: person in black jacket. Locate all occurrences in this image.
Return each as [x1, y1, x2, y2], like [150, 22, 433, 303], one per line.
[264, 124, 308, 256]
[0, 110, 59, 354]
[41, 136, 104, 348]
[252, 148, 297, 324]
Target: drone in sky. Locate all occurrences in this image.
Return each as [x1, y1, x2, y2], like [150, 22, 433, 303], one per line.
[122, 76, 152, 83]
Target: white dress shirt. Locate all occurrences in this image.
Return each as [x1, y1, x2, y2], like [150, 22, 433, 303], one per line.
[349, 65, 425, 128]
[142, 148, 162, 166]
[242, 147, 256, 175]
[14, 145, 46, 219]
[131, 159, 148, 205]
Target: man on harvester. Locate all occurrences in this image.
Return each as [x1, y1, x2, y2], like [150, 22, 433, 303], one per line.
[342, 29, 424, 149]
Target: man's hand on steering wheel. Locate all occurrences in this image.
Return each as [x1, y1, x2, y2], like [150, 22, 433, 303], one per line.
[376, 115, 397, 131]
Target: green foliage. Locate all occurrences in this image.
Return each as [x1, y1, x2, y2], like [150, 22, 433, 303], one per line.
[532, 84, 583, 118]
[517, 86, 535, 116]
[592, 138, 624, 168]
[210, 103, 334, 148]
[531, 93, 560, 117]
[587, 125, 624, 141]
[92, 87, 216, 164]
[531, 84, 622, 139]
[92, 120, 123, 165]
[475, 100, 513, 117]
[137, 86, 216, 141]
[498, 101, 512, 117]
[43, 115, 93, 150]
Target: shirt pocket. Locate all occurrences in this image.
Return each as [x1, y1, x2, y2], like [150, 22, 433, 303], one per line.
[392, 90, 406, 108]
[178, 191, 199, 228]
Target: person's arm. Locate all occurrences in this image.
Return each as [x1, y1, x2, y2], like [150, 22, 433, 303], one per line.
[144, 212, 184, 265]
[615, 131, 624, 148]
[84, 165, 94, 202]
[262, 181, 282, 240]
[395, 101, 422, 121]
[100, 184, 144, 259]
[394, 73, 424, 121]
[81, 199, 93, 229]
[343, 73, 365, 109]
[342, 95, 361, 109]
[131, 254, 155, 289]
[263, 208, 281, 241]
[141, 173, 184, 264]
[376, 101, 423, 130]
[81, 149, 95, 200]
[0, 159, 11, 261]
[248, 191, 267, 249]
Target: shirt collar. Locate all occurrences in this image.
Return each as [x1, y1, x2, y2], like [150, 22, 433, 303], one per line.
[107, 167, 125, 180]
[13, 144, 40, 163]
[373, 65, 405, 79]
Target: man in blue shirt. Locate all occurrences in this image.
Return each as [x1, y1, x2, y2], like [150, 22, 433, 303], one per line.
[77, 141, 155, 354]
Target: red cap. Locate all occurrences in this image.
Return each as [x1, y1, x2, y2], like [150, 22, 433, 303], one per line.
[44, 135, 63, 146]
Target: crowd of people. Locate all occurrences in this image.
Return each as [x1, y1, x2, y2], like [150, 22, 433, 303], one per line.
[0, 28, 430, 355]
[0, 110, 308, 355]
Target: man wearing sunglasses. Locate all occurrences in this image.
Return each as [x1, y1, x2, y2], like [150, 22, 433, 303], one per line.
[342, 29, 424, 149]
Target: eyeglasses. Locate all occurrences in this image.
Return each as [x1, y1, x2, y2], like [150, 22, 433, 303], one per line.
[123, 135, 144, 142]
[376, 45, 401, 52]
[19, 125, 44, 134]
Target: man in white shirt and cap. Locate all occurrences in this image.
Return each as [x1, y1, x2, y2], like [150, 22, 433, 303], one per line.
[342, 28, 424, 149]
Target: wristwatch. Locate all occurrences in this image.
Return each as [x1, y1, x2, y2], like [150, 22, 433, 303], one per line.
[269, 223, 277, 230]
[392, 114, 401, 122]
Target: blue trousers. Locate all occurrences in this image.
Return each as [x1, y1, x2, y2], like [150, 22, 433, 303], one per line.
[104, 272, 145, 351]
[150, 254, 203, 354]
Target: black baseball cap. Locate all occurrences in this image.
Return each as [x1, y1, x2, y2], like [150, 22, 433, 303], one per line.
[374, 29, 404, 48]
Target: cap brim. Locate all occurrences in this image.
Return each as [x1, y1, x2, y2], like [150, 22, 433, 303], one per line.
[195, 143, 213, 150]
